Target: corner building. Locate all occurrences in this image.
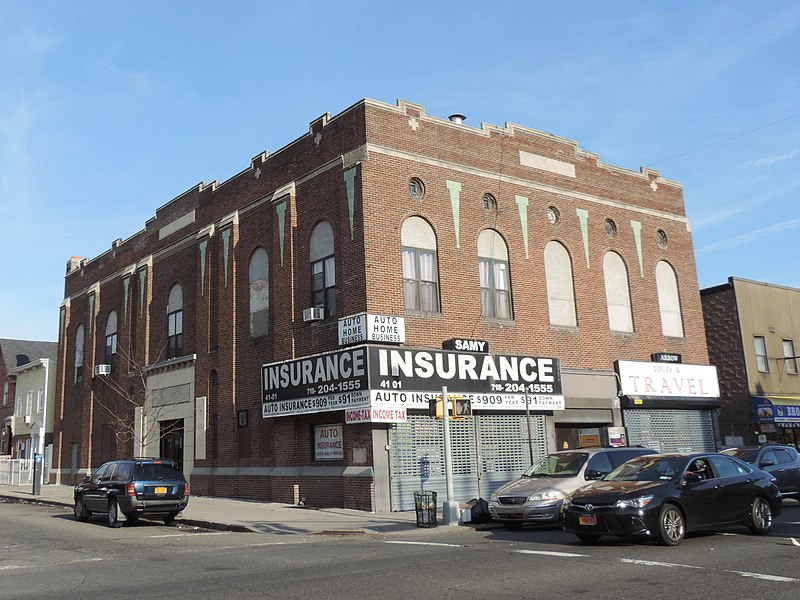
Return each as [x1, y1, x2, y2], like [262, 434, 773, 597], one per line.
[53, 99, 716, 511]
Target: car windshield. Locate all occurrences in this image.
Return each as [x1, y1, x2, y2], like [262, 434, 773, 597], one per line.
[721, 448, 758, 463]
[604, 455, 687, 482]
[135, 462, 184, 481]
[523, 452, 589, 478]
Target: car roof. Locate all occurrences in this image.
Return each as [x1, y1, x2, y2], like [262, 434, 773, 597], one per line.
[550, 446, 656, 455]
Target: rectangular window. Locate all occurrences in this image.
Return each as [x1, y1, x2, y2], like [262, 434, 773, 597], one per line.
[2, 382, 7, 406]
[479, 258, 512, 319]
[311, 256, 337, 317]
[36, 389, 43, 413]
[167, 310, 183, 359]
[106, 333, 117, 373]
[783, 339, 798, 375]
[754, 336, 769, 372]
[15, 395, 22, 417]
[402, 248, 439, 313]
[25, 391, 32, 415]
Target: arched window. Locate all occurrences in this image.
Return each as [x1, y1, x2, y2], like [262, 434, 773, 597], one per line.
[310, 221, 336, 317]
[603, 252, 633, 333]
[74, 325, 85, 383]
[544, 241, 577, 327]
[656, 261, 684, 337]
[401, 216, 440, 313]
[105, 311, 118, 371]
[249, 248, 269, 337]
[167, 283, 183, 358]
[477, 229, 512, 319]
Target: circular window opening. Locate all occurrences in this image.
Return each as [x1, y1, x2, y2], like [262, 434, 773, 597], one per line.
[605, 219, 617, 239]
[408, 178, 425, 198]
[657, 229, 668, 249]
[546, 206, 560, 225]
[483, 193, 497, 211]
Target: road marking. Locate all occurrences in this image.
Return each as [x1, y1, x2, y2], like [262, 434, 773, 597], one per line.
[0, 557, 106, 571]
[727, 571, 798, 583]
[385, 541, 463, 548]
[621, 558, 703, 569]
[147, 532, 230, 539]
[514, 550, 587, 558]
[791, 537, 800, 547]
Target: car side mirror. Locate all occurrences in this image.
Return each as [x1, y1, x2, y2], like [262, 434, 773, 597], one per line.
[683, 472, 703, 484]
[82, 476, 91, 483]
[585, 469, 606, 480]
[759, 459, 775, 467]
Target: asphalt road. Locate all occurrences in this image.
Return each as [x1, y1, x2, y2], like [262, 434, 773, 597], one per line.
[2, 498, 799, 600]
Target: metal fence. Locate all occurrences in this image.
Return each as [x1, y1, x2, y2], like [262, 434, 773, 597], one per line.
[0, 459, 34, 485]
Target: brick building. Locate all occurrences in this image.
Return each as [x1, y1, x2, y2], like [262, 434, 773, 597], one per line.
[702, 277, 800, 448]
[52, 98, 718, 511]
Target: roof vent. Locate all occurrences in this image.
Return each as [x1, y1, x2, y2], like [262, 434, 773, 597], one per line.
[448, 114, 466, 125]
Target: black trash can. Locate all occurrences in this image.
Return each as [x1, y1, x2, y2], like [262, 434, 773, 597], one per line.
[413, 491, 438, 528]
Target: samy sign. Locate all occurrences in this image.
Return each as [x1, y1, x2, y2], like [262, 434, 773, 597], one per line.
[616, 360, 720, 398]
[262, 345, 564, 418]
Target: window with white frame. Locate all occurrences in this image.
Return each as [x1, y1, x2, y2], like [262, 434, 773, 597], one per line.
[401, 216, 440, 313]
[25, 391, 32, 416]
[782, 339, 797, 375]
[655, 261, 684, 338]
[15, 394, 22, 417]
[249, 247, 269, 337]
[310, 221, 336, 317]
[754, 336, 769, 372]
[2, 382, 7, 406]
[167, 284, 184, 359]
[36, 388, 43, 413]
[478, 229, 512, 319]
[74, 324, 85, 383]
[544, 241, 577, 327]
[603, 251, 633, 333]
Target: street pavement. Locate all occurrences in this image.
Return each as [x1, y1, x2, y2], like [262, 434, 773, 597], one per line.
[0, 483, 480, 536]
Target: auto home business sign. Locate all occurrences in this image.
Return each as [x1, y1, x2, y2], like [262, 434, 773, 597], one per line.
[262, 346, 563, 417]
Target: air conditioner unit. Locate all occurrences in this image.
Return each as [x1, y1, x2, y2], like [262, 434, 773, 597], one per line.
[302, 307, 325, 322]
[95, 364, 111, 376]
[24, 415, 32, 424]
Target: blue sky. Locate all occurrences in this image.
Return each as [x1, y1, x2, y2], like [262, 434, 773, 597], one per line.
[1, 1, 799, 341]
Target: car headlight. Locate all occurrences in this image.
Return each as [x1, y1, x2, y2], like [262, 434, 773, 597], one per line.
[528, 490, 565, 502]
[490, 491, 498, 503]
[614, 495, 654, 509]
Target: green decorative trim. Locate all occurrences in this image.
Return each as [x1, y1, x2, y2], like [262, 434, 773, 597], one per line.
[88, 293, 95, 333]
[199, 239, 208, 295]
[446, 180, 462, 248]
[139, 270, 146, 317]
[59, 307, 66, 343]
[276, 201, 287, 267]
[631, 220, 644, 277]
[344, 167, 356, 240]
[222, 229, 231, 287]
[515, 195, 530, 259]
[576, 208, 590, 268]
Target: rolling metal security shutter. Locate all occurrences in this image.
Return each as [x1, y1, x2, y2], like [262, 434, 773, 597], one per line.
[623, 409, 716, 453]
[388, 414, 547, 511]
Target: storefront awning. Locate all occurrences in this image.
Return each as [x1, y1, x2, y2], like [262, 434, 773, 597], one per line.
[752, 396, 800, 425]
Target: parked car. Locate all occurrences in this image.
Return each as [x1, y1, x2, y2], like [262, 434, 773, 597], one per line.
[488, 446, 657, 527]
[74, 457, 189, 527]
[721, 445, 800, 501]
[562, 452, 782, 546]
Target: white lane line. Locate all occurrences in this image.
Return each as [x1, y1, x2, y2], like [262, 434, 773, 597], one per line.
[791, 537, 800, 547]
[0, 557, 106, 571]
[384, 541, 463, 548]
[727, 570, 798, 583]
[147, 532, 230, 539]
[514, 550, 587, 558]
[621, 558, 704, 569]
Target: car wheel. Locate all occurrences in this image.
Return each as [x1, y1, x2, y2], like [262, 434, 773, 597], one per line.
[106, 499, 122, 528]
[656, 503, 684, 546]
[747, 497, 773, 535]
[163, 511, 179, 526]
[73, 497, 90, 522]
[576, 533, 601, 543]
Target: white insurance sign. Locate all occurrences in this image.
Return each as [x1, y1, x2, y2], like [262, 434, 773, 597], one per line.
[338, 313, 405, 345]
[314, 424, 344, 461]
[616, 360, 719, 398]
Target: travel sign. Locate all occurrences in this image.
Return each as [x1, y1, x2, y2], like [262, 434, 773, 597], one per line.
[261, 345, 564, 418]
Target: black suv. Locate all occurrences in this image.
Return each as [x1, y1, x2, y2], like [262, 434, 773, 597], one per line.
[73, 458, 189, 527]
[722, 444, 800, 501]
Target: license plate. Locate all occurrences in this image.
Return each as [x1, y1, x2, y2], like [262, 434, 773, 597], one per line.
[579, 514, 597, 526]
[154, 486, 167, 495]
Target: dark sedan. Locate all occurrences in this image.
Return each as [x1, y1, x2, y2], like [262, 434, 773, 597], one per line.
[562, 453, 781, 546]
[722, 445, 800, 501]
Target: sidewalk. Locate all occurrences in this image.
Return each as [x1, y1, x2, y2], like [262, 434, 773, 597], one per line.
[0, 484, 478, 536]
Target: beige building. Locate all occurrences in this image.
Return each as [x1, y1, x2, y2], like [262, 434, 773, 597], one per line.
[702, 277, 800, 447]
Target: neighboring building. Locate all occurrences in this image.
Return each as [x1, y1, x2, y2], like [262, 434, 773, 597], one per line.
[0, 339, 58, 457]
[52, 98, 716, 511]
[702, 277, 800, 448]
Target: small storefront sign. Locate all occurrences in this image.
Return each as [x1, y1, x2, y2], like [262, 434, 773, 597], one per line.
[338, 313, 406, 345]
[314, 424, 344, 461]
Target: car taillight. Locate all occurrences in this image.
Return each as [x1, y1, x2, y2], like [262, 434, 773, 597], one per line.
[126, 483, 136, 496]
[184, 482, 189, 497]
